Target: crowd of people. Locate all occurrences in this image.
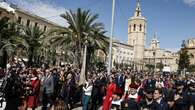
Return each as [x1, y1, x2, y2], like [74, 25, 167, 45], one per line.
[0, 59, 195, 110]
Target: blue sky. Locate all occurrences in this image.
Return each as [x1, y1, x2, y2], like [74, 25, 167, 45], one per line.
[7, 0, 195, 51]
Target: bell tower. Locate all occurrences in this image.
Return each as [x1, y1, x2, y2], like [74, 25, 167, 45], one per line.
[128, 0, 147, 70]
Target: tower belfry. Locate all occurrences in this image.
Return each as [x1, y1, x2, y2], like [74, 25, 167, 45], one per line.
[128, 0, 147, 70]
[134, 0, 142, 17]
[151, 32, 160, 49]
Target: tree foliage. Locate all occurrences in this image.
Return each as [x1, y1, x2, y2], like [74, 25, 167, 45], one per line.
[178, 49, 190, 70]
[0, 17, 20, 68]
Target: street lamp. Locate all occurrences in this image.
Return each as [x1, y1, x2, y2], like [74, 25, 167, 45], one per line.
[108, 0, 116, 75]
[153, 50, 157, 72]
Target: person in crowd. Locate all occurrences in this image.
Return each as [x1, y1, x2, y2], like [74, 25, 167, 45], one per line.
[153, 87, 169, 110]
[115, 70, 126, 97]
[173, 79, 188, 110]
[91, 74, 105, 110]
[82, 79, 93, 110]
[42, 69, 54, 110]
[186, 79, 195, 110]
[102, 75, 117, 110]
[52, 68, 60, 101]
[27, 69, 40, 110]
[61, 73, 76, 110]
[166, 90, 175, 110]
[139, 84, 158, 110]
[121, 82, 140, 110]
[4, 65, 23, 110]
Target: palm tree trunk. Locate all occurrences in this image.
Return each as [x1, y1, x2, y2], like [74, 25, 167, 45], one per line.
[86, 47, 92, 73]
[28, 47, 34, 67]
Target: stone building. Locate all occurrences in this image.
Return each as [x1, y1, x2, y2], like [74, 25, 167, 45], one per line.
[128, 0, 146, 70]
[0, 1, 64, 64]
[0, 1, 63, 31]
[112, 41, 134, 68]
[144, 33, 178, 72]
[183, 38, 195, 65]
[127, 0, 178, 71]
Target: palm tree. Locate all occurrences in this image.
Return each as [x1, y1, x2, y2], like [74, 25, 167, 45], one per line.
[20, 24, 45, 67]
[85, 27, 108, 71]
[59, 8, 108, 68]
[42, 28, 75, 65]
[0, 17, 20, 68]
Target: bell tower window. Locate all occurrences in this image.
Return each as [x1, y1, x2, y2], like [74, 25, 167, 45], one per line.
[133, 24, 136, 31]
[139, 24, 142, 31]
[137, 11, 140, 17]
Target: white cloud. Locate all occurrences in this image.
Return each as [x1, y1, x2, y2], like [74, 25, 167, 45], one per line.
[10, 0, 68, 27]
[182, 0, 195, 7]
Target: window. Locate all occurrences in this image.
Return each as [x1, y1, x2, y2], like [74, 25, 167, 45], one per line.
[139, 24, 142, 31]
[44, 26, 47, 31]
[17, 16, 22, 24]
[0, 11, 2, 16]
[26, 19, 30, 26]
[35, 22, 38, 27]
[133, 24, 136, 31]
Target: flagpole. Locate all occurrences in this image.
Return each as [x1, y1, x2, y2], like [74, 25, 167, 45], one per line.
[108, 0, 116, 75]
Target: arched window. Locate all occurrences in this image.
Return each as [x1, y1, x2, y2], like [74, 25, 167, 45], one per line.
[133, 24, 136, 31]
[139, 24, 142, 31]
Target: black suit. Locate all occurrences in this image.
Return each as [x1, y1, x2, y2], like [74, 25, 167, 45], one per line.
[121, 98, 139, 110]
[139, 99, 158, 110]
[156, 99, 169, 110]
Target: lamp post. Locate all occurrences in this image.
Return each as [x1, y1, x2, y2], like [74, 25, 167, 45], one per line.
[108, 0, 116, 75]
[153, 49, 157, 72]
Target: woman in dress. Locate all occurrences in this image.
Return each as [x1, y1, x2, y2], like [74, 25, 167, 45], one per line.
[27, 69, 40, 110]
[102, 75, 116, 110]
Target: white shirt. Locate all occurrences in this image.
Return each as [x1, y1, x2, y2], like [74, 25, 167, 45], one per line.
[83, 83, 93, 96]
